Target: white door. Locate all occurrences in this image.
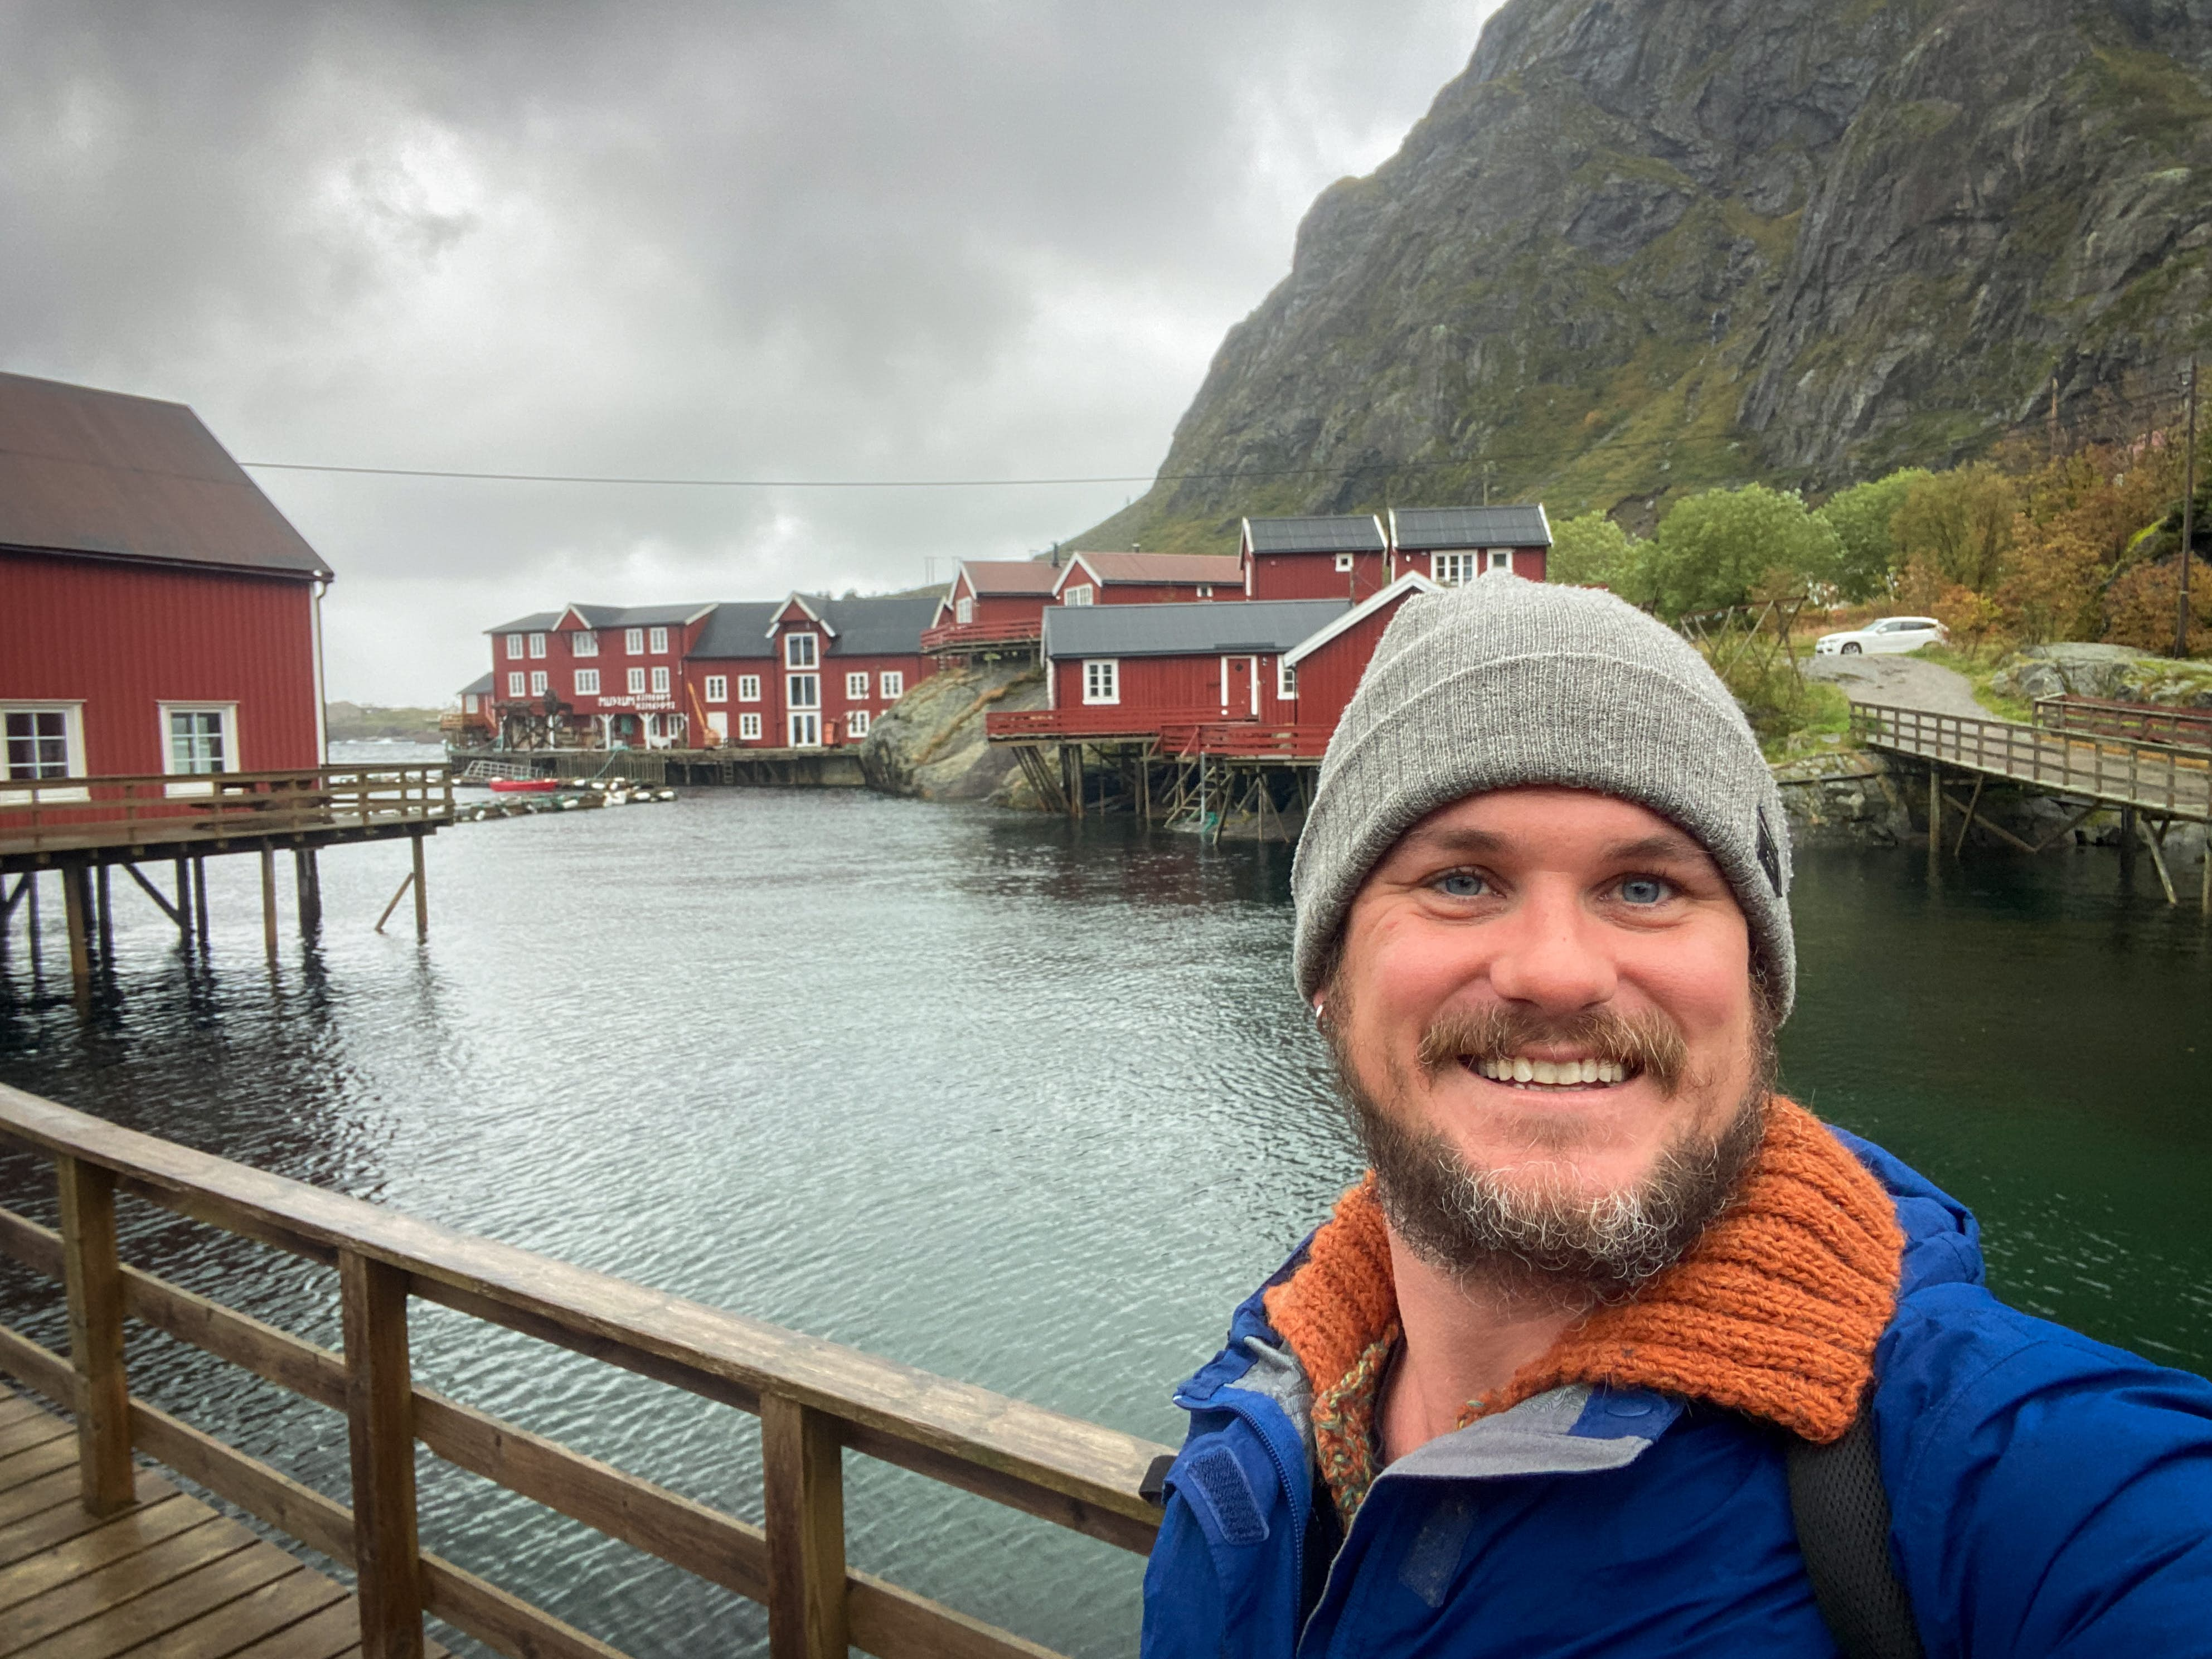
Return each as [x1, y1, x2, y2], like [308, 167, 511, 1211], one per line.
[788, 711, 820, 748]
[706, 711, 729, 744]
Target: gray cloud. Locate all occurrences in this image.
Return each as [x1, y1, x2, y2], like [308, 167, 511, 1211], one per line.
[1, 1, 1496, 700]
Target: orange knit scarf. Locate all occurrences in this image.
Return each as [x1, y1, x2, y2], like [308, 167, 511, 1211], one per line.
[1263, 1099, 1903, 1525]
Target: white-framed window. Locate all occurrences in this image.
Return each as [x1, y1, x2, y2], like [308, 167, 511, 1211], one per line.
[705, 675, 729, 703]
[574, 669, 600, 696]
[507, 671, 526, 697]
[2, 704, 85, 782]
[785, 632, 818, 668]
[1434, 551, 1476, 586]
[571, 630, 599, 657]
[464, 693, 480, 714]
[649, 626, 669, 654]
[738, 712, 763, 741]
[506, 633, 523, 659]
[847, 710, 870, 738]
[955, 596, 974, 625]
[528, 632, 546, 658]
[1196, 585, 1213, 598]
[1082, 659, 1119, 705]
[846, 671, 870, 699]
[1487, 550, 1513, 573]
[880, 671, 905, 699]
[738, 675, 761, 702]
[1334, 553, 1355, 573]
[625, 627, 644, 654]
[1063, 584, 1094, 606]
[788, 711, 820, 748]
[161, 704, 236, 776]
[787, 673, 819, 710]
[1278, 660, 1298, 699]
[530, 671, 548, 696]
[651, 666, 670, 694]
[627, 667, 647, 694]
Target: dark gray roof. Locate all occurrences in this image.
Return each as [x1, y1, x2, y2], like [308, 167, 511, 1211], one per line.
[1243, 514, 1386, 555]
[565, 601, 715, 628]
[0, 371, 332, 579]
[486, 610, 562, 634]
[688, 601, 781, 659]
[1390, 505, 1553, 550]
[460, 672, 495, 695]
[815, 593, 938, 656]
[1043, 599, 1348, 659]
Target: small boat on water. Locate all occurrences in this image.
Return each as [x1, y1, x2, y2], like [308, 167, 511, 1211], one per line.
[488, 778, 561, 794]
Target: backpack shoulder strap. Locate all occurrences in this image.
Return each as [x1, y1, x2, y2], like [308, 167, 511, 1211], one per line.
[1786, 1403, 1925, 1659]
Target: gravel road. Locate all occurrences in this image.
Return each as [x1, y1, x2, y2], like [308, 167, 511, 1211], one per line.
[1802, 652, 1998, 721]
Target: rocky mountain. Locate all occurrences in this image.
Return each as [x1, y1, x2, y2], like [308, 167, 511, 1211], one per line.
[1087, 0, 2212, 551]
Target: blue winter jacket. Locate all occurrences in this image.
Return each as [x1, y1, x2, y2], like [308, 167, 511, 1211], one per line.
[1141, 1131, 2212, 1656]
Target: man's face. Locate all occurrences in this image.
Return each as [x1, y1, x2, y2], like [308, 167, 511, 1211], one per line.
[1326, 786, 1768, 1294]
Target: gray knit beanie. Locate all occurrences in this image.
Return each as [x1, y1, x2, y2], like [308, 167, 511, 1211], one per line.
[1291, 575, 1794, 1017]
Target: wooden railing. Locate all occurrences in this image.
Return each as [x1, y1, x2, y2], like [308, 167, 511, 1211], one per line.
[1156, 722, 1335, 760]
[0, 1084, 1169, 1659]
[920, 619, 1044, 655]
[2033, 695, 2212, 752]
[0, 765, 453, 853]
[1851, 705, 2212, 821]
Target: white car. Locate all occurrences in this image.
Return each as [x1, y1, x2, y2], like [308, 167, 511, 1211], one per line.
[1813, 615, 1949, 655]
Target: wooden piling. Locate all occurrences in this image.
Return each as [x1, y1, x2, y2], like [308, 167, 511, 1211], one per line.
[94, 864, 114, 964]
[411, 832, 428, 942]
[295, 847, 322, 937]
[191, 856, 210, 945]
[259, 847, 279, 964]
[173, 857, 193, 948]
[62, 864, 91, 996]
[1926, 765, 1941, 855]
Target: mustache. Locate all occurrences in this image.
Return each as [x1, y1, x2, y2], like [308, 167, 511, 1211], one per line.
[1415, 1003, 1689, 1097]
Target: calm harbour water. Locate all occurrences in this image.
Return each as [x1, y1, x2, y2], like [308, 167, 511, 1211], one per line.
[2, 747, 2209, 1656]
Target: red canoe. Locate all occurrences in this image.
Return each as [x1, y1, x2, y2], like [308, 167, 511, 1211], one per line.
[488, 778, 561, 794]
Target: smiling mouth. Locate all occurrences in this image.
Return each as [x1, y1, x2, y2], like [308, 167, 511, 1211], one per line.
[1466, 1054, 1636, 1089]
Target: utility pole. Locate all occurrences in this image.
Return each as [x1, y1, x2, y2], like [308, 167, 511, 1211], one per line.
[2181, 353, 2199, 659]
[2048, 376, 2059, 462]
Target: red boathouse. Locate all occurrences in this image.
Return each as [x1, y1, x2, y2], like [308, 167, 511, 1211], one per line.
[0, 371, 332, 784]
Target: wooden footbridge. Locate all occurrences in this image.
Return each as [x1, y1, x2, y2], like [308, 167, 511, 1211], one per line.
[0, 1083, 1169, 1659]
[1851, 697, 2212, 910]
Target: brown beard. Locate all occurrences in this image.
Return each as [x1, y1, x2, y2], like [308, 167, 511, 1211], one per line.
[1329, 995, 1776, 1309]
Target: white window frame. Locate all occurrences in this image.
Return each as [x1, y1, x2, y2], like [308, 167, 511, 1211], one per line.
[846, 710, 870, 738]
[1278, 659, 1298, 700]
[955, 596, 975, 625]
[506, 633, 523, 659]
[1196, 585, 1212, 599]
[785, 632, 818, 669]
[159, 702, 239, 796]
[738, 675, 762, 702]
[788, 710, 820, 748]
[1333, 553, 1355, 573]
[507, 672, 526, 697]
[787, 673, 819, 710]
[704, 675, 729, 704]
[464, 694, 479, 714]
[1, 702, 88, 797]
[651, 666, 671, 695]
[1063, 584, 1094, 606]
[1486, 550, 1513, 573]
[738, 712, 763, 741]
[528, 632, 546, 658]
[571, 630, 599, 657]
[845, 671, 870, 700]
[574, 669, 600, 696]
[627, 667, 647, 695]
[649, 626, 669, 654]
[530, 671, 548, 697]
[1082, 659, 1119, 705]
[625, 627, 644, 654]
[879, 671, 905, 700]
[1433, 551, 1476, 586]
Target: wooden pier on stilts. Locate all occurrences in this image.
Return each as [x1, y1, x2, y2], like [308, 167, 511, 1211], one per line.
[1, 765, 453, 998]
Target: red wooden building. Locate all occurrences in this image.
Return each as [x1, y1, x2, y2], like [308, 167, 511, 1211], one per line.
[1035, 598, 1350, 734]
[687, 592, 937, 749]
[484, 602, 719, 749]
[1277, 573, 1442, 737]
[921, 560, 1061, 657]
[1388, 505, 1551, 584]
[1049, 551, 1246, 607]
[1239, 515, 1391, 602]
[1, 371, 332, 785]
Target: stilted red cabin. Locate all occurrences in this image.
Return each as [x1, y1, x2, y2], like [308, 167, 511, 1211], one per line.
[920, 560, 1060, 658]
[1239, 515, 1390, 602]
[1388, 505, 1551, 585]
[1050, 551, 1246, 607]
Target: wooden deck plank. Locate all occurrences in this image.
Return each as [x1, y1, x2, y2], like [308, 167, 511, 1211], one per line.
[0, 1485, 183, 1570]
[0, 1470, 89, 1531]
[104, 1563, 347, 1659]
[0, 1519, 259, 1656]
[219, 1599, 367, 1659]
[0, 1415, 76, 1459]
[9, 1548, 307, 1659]
[0, 1438, 79, 1493]
[0, 1395, 53, 1432]
[0, 1499, 211, 1612]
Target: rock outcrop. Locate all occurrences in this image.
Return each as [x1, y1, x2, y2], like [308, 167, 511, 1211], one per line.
[1992, 643, 2212, 705]
[1084, 0, 2212, 551]
[857, 661, 1044, 799]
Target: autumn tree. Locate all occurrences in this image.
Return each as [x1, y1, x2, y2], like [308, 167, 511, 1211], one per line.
[1814, 469, 1928, 600]
[1641, 485, 1840, 618]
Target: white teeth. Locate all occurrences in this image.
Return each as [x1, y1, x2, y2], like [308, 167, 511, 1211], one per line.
[1531, 1060, 1559, 1085]
[1512, 1057, 1535, 1083]
[1471, 1054, 1633, 1086]
[1580, 1058, 1598, 1083]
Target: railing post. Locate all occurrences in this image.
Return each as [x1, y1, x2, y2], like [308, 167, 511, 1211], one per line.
[57, 1154, 134, 1514]
[762, 1394, 848, 1659]
[340, 1250, 425, 1659]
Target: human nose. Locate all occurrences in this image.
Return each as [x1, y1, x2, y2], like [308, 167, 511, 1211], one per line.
[1485, 879, 1617, 1012]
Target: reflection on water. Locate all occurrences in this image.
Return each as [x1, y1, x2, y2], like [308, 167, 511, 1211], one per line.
[2, 771, 2207, 1655]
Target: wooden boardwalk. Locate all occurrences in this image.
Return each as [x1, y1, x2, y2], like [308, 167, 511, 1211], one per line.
[0, 1386, 435, 1659]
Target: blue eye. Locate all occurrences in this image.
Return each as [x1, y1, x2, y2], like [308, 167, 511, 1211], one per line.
[1437, 871, 1488, 899]
[1619, 877, 1668, 906]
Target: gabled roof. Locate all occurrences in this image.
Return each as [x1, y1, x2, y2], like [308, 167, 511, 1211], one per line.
[459, 672, 495, 695]
[957, 559, 1060, 596]
[1241, 514, 1386, 555]
[1057, 551, 1245, 590]
[486, 610, 563, 635]
[560, 601, 717, 630]
[688, 601, 782, 659]
[0, 370, 333, 579]
[813, 592, 939, 656]
[1043, 598, 1348, 660]
[770, 594, 834, 634]
[1284, 573, 1441, 666]
[1389, 505, 1553, 551]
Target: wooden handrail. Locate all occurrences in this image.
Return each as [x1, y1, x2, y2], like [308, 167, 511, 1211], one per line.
[0, 764, 454, 856]
[1850, 705, 2212, 822]
[0, 1083, 1167, 1659]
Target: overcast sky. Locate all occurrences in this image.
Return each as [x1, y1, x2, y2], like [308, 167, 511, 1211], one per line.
[3, 2, 1497, 704]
